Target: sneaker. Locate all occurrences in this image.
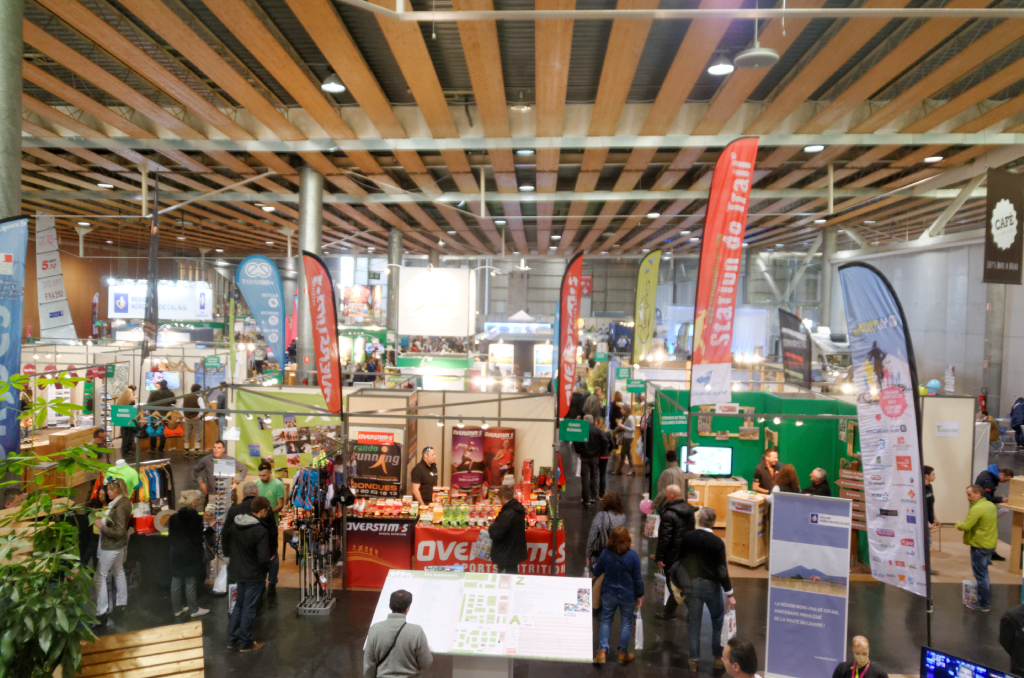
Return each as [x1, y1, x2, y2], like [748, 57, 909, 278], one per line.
[689, 659, 699, 672]
[267, 584, 276, 598]
[240, 641, 266, 652]
[175, 606, 189, 617]
[993, 553, 1007, 562]
[227, 643, 237, 651]
[968, 604, 991, 612]
[191, 608, 210, 618]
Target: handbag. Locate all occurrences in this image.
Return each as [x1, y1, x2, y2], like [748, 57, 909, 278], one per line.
[592, 573, 603, 610]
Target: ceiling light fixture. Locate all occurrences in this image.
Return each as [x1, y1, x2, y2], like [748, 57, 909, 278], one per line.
[804, 145, 825, 153]
[814, 218, 827, 223]
[265, 241, 274, 245]
[864, 220, 876, 224]
[438, 239, 445, 246]
[549, 245, 557, 249]
[551, 234, 561, 240]
[97, 183, 114, 188]
[519, 185, 535, 192]
[516, 149, 535, 156]
[262, 205, 275, 212]
[77, 221, 90, 226]
[680, 230, 691, 235]
[924, 156, 943, 162]
[321, 73, 346, 93]
[177, 236, 186, 240]
[510, 91, 531, 112]
[106, 240, 113, 244]
[447, 230, 456, 235]
[367, 246, 375, 251]
[734, 6, 780, 69]
[495, 220, 507, 225]
[707, 54, 735, 76]
[215, 248, 224, 253]
[647, 212, 661, 218]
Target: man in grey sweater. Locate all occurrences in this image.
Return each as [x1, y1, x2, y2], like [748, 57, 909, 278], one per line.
[364, 590, 433, 678]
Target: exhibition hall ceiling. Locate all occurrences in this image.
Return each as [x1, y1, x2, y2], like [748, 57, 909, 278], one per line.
[17, 0, 1024, 257]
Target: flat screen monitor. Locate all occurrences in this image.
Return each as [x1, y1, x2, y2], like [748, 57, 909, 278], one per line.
[688, 446, 733, 477]
[145, 371, 181, 391]
[922, 647, 1011, 678]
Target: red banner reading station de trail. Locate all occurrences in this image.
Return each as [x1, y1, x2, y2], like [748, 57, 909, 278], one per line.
[301, 251, 342, 414]
[690, 137, 759, 406]
[558, 254, 584, 418]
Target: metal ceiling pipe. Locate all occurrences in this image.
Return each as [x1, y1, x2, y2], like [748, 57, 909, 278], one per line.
[0, 0, 21, 220]
[295, 166, 323, 385]
[386, 227, 402, 341]
[334, 0, 1024, 20]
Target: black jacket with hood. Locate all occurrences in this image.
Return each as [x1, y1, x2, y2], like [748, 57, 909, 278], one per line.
[224, 513, 271, 583]
[656, 498, 696, 565]
[227, 495, 278, 553]
[488, 498, 528, 570]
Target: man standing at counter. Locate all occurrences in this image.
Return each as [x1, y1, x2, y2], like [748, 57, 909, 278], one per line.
[411, 447, 438, 505]
[193, 440, 248, 496]
[489, 486, 527, 574]
[752, 449, 779, 495]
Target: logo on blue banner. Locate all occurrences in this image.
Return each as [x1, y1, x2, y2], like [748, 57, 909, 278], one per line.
[0, 217, 29, 459]
[235, 255, 286, 366]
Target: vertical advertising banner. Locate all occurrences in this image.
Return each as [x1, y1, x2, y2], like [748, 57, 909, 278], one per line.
[983, 168, 1024, 285]
[0, 217, 29, 459]
[691, 137, 759, 406]
[631, 250, 661, 365]
[236, 255, 286, 366]
[766, 493, 851, 678]
[91, 293, 99, 336]
[451, 426, 485, 489]
[838, 263, 927, 597]
[346, 518, 416, 589]
[35, 215, 76, 339]
[557, 254, 584, 418]
[348, 428, 404, 498]
[483, 427, 516, 487]
[779, 309, 812, 388]
[301, 251, 342, 414]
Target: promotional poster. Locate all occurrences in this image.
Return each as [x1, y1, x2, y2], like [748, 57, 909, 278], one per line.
[302, 251, 342, 414]
[0, 217, 28, 459]
[765, 493, 851, 678]
[779, 309, 812, 388]
[558, 254, 584, 418]
[838, 262, 927, 598]
[235, 255, 286, 366]
[35, 215, 76, 339]
[346, 518, 416, 589]
[984, 168, 1024, 285]
[348, 428, 405, 498]
[691, 138, 758, 406]
[451, 426, 486, 489]
[483, 427, 516, 487]
[631, 250, 661, 365]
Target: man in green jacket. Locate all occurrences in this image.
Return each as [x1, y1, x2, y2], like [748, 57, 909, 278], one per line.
[956, 484, 998, 612]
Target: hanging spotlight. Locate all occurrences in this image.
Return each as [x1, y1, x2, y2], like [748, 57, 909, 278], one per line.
[457, 417, 465, 428]
[733, 5, 779, 70]
[795, 419, 804, 426]
[803, 145, 825, 153]
[773, 417, 781, 425]
[321, 73, 346, 93]
[436, 416, 444, 427]
[757, 417, 765, 423]
[480, 419, 489, 430]
[707, 54, 735, 76]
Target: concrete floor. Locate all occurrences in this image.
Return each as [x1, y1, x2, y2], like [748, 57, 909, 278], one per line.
[93, 442, 1022, 677]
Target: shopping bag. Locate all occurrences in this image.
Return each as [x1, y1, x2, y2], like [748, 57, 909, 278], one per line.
[575, 456, 581, 477]
[963, 579, 978, 607]
[721, 608, 737, 647]
[228, 583, 238, 614]
[634, 610, 644, 650]
[213, 558, 228, 594]
[644, 513, 661, 538]
[654, 573, 669, 606]
[583, 563, 591, 579]
[471, 531, 492, 561]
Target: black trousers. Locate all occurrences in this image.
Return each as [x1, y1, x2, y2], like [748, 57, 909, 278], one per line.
[121, 427, 136, 456]
[581, 456, 600, 503]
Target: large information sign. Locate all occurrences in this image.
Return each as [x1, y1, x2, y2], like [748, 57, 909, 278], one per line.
[371, 570, 591, 661]
[765, 493, 851, 678]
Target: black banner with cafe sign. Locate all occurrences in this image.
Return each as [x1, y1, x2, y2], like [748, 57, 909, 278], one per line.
[984, 168, 1024, 285]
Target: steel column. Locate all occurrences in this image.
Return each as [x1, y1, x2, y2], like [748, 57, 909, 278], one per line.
[0, 0, 22, 219]
[296, 166, 323, 385]
[387, 227, 403, 336]
[983, 284, 1006, 418]
[820, 226, 838, 327]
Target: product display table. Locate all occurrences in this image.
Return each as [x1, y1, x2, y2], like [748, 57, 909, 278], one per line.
[725, 491, 767, 567]
[687, 478, 747, 528]
[371, 569, 592, 677]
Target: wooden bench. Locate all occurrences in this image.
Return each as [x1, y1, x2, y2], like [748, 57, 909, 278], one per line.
[75, 621, 204, 678]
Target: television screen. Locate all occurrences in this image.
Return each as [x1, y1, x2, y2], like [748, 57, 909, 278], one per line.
[922, 647, 1010, 678]
[145, 371, 181, 391]
[688, 446, 733, 477]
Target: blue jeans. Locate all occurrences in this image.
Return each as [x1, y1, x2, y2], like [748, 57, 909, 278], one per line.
[688, 578, 725, 660]
[598, 590, 635, 652]
[970, 547, 993, 608]
[228, 580, 264, 648]
[268, 555, 279, 586]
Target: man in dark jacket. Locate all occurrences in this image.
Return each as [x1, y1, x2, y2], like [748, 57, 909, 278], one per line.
[1011, 397, 1024, 448]
[226, 482, 279, 596]
[655, 484, 695, 620]
[574, 415, 603, 507]
[678, 508, 735, 671]
[225, 496, 272, 652]
[489, 486, 527, 574]
[1000, 604, 1024, 675]
[802, 468, 833, 497]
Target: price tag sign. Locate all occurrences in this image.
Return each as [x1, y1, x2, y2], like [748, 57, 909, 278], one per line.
[110, 405, 138, 427]
[615, 367, 631, 380]
[661, 413, 688, 433]
[214, 459, 236, 477]
[626, 378, 646, 394]
[559, 419, 590, 442]
[204, 356, 221, 370]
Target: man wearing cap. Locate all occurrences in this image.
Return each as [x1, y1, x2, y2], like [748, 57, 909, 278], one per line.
[411, 447, 438, 505]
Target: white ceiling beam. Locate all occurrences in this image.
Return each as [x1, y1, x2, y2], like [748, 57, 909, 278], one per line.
[919, 174, 986, 239]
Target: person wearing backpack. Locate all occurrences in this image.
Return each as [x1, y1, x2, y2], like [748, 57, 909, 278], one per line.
[364, 589, 433, 678]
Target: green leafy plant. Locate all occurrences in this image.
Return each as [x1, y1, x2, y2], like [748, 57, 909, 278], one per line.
[587, 362, 608, 400]
[0, 373, 110, 678]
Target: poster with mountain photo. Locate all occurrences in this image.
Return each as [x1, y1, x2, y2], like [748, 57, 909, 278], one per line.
[765, 493, 851, 678]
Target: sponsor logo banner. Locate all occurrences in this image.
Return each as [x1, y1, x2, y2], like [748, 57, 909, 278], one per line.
[414, 526, 566, 576]
[632, 250, 661, 364]
[557, 254, 584, 418]
[779, 308, 812, 388]
[236, 255, 286, 365]
[0, 218, 29, 459]
[346, 517, 416, 588]
[302, 251, 342, 414]
[984, 168, 1024, 285]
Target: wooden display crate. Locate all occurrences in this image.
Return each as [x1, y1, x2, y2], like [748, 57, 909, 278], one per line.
[688, 478, 747, 528]
[726, 491, 767, 567]
[1007, 477, 1024, 508]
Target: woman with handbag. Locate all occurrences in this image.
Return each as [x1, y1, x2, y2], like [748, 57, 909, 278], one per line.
[586, 492, 626, 570]
[169, 490, 211, 618]
[592, 526, 644, 665]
